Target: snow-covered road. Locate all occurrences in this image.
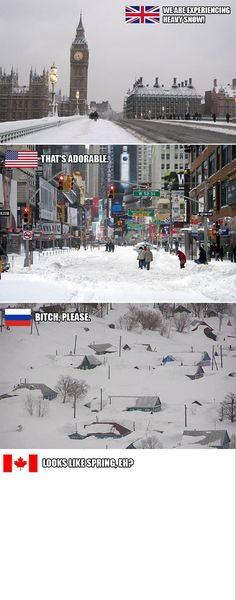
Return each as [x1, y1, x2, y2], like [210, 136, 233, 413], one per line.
[16, 116, 143, 144]
[0, 247, 235, 303]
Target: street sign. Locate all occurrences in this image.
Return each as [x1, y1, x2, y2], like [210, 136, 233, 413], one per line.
[127, 209, 155, 216]
[133, 190, 160, 198]
[23, 230, 33, 240]
[0, 209, 10, 217]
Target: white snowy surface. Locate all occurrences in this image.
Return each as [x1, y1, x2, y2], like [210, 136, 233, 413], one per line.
[0, 248, 236, 303]
[7, 117, 142, 144]
[0, 305, 235, 449]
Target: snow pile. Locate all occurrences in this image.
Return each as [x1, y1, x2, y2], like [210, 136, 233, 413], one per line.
[1, 248, 236, 303]
[0, 304, 235, 449]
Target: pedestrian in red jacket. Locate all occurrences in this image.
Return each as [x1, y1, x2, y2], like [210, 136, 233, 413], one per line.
[177, 250, 186, 269]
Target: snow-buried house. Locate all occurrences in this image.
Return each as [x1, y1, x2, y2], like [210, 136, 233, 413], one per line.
[181, 430, 230, 449]
[77, 355, 102, 370]
[13, 383, 57, 400]
[126, 396, 161, 412]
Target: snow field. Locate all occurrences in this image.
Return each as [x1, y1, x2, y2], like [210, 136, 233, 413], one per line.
[0, 305, 235, 448]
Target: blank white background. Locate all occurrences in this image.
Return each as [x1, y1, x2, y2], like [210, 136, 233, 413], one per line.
[0, 450, 235, 600]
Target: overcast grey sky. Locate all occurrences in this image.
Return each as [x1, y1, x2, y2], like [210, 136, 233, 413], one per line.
[0, 0, 235, 110]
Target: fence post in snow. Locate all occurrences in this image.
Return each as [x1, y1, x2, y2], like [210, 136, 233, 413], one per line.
[73, 335, 77, 355]
[220, 345, 223, 368]
[100, 388, 103, 411]
[119, 336, 122, 357]
[184, 404, 187, 427]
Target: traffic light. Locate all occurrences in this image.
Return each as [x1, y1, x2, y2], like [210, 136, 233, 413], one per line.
[66, 175, 74, 192]
[23, 207, 30, 224]
[58, 174, 64, 191]
[108, 184, 115, 200]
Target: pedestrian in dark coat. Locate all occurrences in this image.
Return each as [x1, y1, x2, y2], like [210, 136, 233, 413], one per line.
[219, 246, 224, 261]
[198, 246, 207, 264]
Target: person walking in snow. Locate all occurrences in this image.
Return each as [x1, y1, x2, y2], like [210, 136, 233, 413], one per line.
[144, 246, 153, 271]
[137, 246, 145, 269]
[195, 246, 207, 264]
[176, 249, 186, 269]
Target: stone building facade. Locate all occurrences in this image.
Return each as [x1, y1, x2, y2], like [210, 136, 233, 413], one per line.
[124, 77, 202, 120]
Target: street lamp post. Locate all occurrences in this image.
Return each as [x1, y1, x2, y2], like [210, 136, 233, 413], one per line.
[49, 63, 58, 117]
[76, 90, 80, 115]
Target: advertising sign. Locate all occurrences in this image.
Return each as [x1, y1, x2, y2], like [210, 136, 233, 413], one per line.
[0, 173, 17, 229]
[39, 177, 57, 222]
[67, 207, 78, 227]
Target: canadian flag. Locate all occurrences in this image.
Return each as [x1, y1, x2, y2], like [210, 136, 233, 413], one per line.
[3, 454, 38, 472]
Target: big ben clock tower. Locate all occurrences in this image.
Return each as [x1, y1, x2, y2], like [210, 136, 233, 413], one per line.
[69, 12, 89, 114]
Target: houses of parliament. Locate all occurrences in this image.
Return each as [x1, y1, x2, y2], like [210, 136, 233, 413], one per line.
[0, 13, 89, 122]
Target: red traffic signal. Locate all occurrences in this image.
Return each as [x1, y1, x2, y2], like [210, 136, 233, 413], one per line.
[23, 207, 30, 224]
[108, 184, 115, 199]
[58, 174, 64, 191]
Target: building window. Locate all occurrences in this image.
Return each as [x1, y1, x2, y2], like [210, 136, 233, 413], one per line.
[216, 147, 221, 171]
[174, 163, 178, 169]
[191, 171, 196, 188]
[232, 146, 236, 161]
[221, 145, 229, 168]
[208, 152, 216, 177]
[208, 188, 213, 211]
[221, 180, 228, 207]
[166, 164, 170, 169]
[196, 166, 202, 185]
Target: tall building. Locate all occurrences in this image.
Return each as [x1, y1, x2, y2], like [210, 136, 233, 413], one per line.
[152, 145, 190, 191]
[0, 11, 89, 122]
[189, 145, 236, 240]
[69, 13, 89, 115]
[137, 146, 152, 184]
[205, 78, 236, 118]
[0, 68, 49, 122]
[124, 77, 202, 119]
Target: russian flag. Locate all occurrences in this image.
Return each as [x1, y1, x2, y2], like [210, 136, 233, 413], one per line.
[3, 454, 38, 472]
[4, 308, 32, 327]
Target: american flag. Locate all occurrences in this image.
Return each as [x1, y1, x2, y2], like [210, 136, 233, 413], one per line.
[5, 150, 38, 168]
[125, 5, 160, 24]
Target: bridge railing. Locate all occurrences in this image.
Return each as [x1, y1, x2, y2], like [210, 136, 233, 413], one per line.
[0, 115, 81, 144]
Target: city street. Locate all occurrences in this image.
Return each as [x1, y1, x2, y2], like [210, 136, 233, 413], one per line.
[0, 247, 235, 303]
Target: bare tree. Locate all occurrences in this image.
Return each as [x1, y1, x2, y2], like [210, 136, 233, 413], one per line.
[173, 313, 191, 333]
[68, 378, 89, 418]
[137, 434, 163, 449]
[220, 392, 236, 423]
[25, 392, 47, 418]
[25, 392, 34, 416]
[230, 433, 236, 448]
[55, 375, 73, 403]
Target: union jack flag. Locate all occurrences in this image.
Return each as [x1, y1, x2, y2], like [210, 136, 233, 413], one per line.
[125, 5, 160, 24]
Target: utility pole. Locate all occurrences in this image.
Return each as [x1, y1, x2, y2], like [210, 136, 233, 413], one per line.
[168, 185, 173, 252]
[203, 171, 208, 258]
[184, 404, 188, 427]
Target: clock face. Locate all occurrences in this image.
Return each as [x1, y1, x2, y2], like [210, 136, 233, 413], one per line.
[74, 51, 83, 61]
